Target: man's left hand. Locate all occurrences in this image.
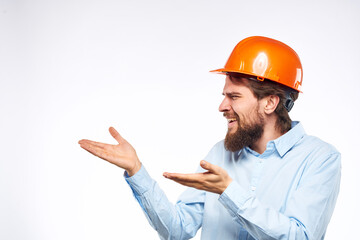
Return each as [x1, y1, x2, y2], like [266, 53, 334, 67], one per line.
[163, 160, 232, 195]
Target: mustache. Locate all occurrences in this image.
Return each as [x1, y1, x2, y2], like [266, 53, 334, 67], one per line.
[223, 112, 240, 120]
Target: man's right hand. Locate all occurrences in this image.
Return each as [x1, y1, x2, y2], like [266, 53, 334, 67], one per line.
[78, 127, 141, 176]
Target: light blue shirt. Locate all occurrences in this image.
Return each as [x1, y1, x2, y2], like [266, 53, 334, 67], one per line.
[125, 122, 341, 239]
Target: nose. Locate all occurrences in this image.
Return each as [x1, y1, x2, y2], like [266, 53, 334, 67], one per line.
[219, 97, 231, 112]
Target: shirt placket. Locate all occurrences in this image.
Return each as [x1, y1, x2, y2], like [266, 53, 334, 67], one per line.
[249, 156, 264, 194]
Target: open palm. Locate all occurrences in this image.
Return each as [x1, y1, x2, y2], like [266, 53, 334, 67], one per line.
[79, 127, 141, 176]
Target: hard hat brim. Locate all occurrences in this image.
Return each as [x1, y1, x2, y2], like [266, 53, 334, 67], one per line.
[210, 68, 264, 78]
[209, 68, 302, 93]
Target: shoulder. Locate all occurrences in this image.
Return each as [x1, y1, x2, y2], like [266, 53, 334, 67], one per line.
[290, 122, 339, 157]
[298, 134, 340, 157]
[293, 134, 341, 172]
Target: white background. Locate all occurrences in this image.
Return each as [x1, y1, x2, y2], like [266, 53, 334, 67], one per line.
[1, 0, 359, 239]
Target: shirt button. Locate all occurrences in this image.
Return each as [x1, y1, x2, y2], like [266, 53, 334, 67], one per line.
[251, 186, 256, 191]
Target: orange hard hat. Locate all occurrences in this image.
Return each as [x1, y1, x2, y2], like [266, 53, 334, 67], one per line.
[210, 36, 303, 92]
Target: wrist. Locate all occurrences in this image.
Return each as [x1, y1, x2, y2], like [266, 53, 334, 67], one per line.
[221, 177, 233, 194]
[126, 160, 142, 177]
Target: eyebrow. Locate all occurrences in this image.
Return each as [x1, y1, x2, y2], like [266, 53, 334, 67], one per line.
[222, 91, 242, 96]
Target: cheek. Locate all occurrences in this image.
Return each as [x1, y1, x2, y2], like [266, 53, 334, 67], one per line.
[234, 105, 259, 123]
[231, 97, 259, 119]
[232, 106, 251, 119]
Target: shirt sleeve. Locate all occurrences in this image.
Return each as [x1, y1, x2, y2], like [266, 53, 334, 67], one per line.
[218, 152, 341, 240]
[124, 164, 205, 240]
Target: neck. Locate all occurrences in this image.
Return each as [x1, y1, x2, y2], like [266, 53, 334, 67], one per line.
[250, 117, 284, 154]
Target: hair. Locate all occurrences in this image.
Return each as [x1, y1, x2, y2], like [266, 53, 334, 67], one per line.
[229, 73, 299, 133]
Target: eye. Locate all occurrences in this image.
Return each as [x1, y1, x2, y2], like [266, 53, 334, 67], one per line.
[230, 95, 240, 100]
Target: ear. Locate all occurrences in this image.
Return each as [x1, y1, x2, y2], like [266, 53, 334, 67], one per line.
[263, 95, 280, 114]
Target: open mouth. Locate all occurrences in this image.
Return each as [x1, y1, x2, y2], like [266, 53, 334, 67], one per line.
[227, 118, 238, 129]
[227, 118, 237, 124]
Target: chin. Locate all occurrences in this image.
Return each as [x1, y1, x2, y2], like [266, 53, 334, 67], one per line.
[228, 127, 237, 135]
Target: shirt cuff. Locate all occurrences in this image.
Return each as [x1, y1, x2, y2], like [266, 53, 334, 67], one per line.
[218, 180, 252, 217]
[124, 164, 153, 195]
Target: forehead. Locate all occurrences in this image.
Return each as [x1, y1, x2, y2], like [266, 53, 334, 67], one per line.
[223, 75, 253, 95]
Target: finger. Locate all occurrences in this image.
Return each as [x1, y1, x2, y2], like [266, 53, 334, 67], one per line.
[109, 127, 124, 144]
[79, 139, 107, 149]
[169, 178, 198, 188]
[80, 141, 112, 161]
[200, 160, 219, 174]
[166, 177, 209, 192]
[79, 141, 103, 155]
[163, 172, 203, 183]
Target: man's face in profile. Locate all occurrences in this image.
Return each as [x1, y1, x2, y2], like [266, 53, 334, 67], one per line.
[219, 76, 265, 152]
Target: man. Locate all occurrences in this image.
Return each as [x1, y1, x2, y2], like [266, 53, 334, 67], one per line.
[79, 36, 341, 239]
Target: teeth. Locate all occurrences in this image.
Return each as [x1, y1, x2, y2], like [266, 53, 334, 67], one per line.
[227, 118, 236, 123]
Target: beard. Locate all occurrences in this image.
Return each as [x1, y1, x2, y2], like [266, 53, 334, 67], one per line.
[224, 109, 265, 152]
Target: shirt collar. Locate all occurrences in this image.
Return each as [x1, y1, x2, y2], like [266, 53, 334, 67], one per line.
[243, 121, 306, 158]
[273, 121, 306, 157]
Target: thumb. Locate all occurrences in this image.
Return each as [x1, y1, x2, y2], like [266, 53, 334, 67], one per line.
[200, 160, 218, 173]
[109, 127, 124, 144]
